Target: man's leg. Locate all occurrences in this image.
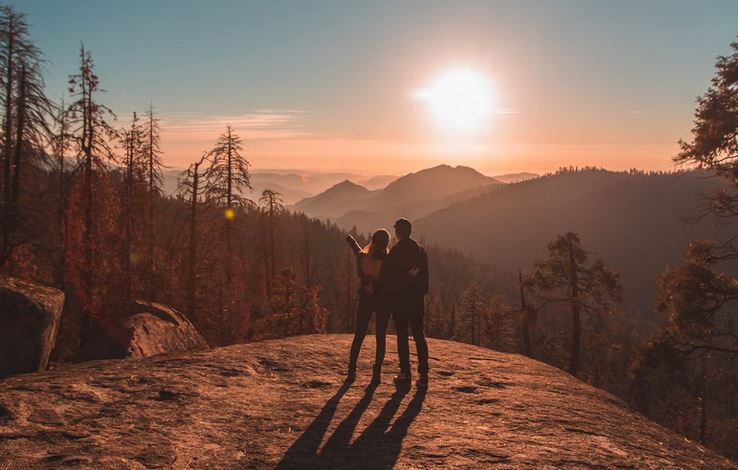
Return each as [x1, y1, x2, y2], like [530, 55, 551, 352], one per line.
[409, 296, 429, 376]
[393, 306, 411, 375]
[348, 295, 372, 375]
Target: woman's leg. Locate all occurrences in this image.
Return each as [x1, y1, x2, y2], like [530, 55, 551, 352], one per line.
[348, 294, 372, 374]
[373, 308, 390, 374]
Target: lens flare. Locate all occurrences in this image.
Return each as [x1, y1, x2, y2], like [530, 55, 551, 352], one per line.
[224, 208, 235, 220]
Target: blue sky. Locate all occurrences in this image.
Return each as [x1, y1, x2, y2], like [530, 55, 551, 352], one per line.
[10, 0, 738, 173]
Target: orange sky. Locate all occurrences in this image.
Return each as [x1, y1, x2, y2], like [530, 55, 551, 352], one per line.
[157, 109, 685, 176]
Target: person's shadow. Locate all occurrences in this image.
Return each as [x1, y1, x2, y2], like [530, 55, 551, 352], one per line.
[277, 382, 427, 469]
[276, 381, 352, 469]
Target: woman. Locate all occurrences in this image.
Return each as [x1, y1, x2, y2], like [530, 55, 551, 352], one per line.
[345, 229, 391, 383]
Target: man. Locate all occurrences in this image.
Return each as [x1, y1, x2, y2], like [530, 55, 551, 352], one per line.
[385, 217, 429, 387]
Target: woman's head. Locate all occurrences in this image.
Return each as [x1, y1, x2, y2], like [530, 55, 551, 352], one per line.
[367, 229, 390, 254]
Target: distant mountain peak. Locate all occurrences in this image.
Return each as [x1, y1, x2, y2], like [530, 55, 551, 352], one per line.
[332, 179, 365, 189]
[295, 163, 503, 228]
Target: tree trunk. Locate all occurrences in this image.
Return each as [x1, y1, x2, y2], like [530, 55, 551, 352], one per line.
[519, 269, 531, 356]
[57, 102, 67, 287]
[699, 354, 708, 445]
[346, 249, 353, 332]
[187, 164, 199, 320]
[2, 20, 13, 209]
[222, 127, 233, 344]
[261, 212, 271, 299]
[147, 109, 155, 297]
[470, 289, 477, 345]
[5, 62, 26, 266]
[303, 218, 311, 287]
[0, 22, 14, 265]
[568, 247, 581, 376]
[124, 128, 133, 304]
[269, 204, 275, 284]
[450, 301, 456, 339]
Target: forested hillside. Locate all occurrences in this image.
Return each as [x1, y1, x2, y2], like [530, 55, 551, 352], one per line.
[416, 168, 738, 319]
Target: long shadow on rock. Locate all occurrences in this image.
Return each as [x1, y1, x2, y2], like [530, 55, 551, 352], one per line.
[317, 384, 425, 469]
[319, 383, 378, 456]
[368, 385, 427, 468]
[276, 381, 352, 469]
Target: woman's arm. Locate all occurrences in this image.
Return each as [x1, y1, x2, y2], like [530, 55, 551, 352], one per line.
[345, 234, 362, 255]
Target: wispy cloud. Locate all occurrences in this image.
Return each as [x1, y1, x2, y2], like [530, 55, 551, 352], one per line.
[159, 109, 311, 140]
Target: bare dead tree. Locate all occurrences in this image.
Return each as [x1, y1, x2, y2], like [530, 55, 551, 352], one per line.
[66, 44, 118, 342]
[143, 106, 163, 294]
[177, 152, 210, 321]
[0, 5, 55, 266]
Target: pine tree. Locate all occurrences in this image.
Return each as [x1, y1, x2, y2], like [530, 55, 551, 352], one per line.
[256, 267, 326, 339]
[528, 232, 621, 375]
[204, 125, 252, 341]
[456, 281, 485, 345]
[518, 268, 538, 356]
[656, 241, 738, 357]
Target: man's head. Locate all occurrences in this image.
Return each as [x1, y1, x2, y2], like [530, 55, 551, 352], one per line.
[393, 217, 412, 240]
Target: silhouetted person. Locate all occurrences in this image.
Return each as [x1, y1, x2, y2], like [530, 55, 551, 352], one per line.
[345, 229, 391, 383]
[385, 218, 429, 386]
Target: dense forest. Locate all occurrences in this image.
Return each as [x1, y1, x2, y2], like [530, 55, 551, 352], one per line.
[0, 4, 736, 462]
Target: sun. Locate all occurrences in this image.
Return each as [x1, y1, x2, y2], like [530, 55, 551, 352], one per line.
[413, 68, 494, 133]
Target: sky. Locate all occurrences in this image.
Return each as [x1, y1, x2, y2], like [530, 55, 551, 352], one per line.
[10, 0, 738, 175]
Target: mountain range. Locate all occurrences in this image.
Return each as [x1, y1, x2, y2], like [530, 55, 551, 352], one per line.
[294, 164, 505, 233]
[161, 165, 538, 208]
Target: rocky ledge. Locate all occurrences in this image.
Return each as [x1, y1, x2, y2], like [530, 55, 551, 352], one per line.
[0, 334, 734, 469]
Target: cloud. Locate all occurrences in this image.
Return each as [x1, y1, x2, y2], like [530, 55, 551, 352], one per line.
[159, 109, 312, 140]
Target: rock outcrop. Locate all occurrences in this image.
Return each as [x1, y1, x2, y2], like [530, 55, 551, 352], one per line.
[80, 300, 207, 361]
[0, 334, 734, 469]
[0, 277, 64, 378]
[123, 300, 208, 358]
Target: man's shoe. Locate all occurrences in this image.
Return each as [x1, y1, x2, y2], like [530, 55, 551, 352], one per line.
[417, 373, 429, 388]
[393, 371, 411, 385]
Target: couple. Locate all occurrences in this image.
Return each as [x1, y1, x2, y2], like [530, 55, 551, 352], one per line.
[345, 217, 429, 387]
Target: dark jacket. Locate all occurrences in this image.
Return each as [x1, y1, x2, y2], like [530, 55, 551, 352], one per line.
[382, 237, 429, 300]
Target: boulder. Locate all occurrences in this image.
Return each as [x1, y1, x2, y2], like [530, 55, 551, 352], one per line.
[123, 300, 208, 358]
[0, 277, 64, 378]
[80, 300, 208, 360]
